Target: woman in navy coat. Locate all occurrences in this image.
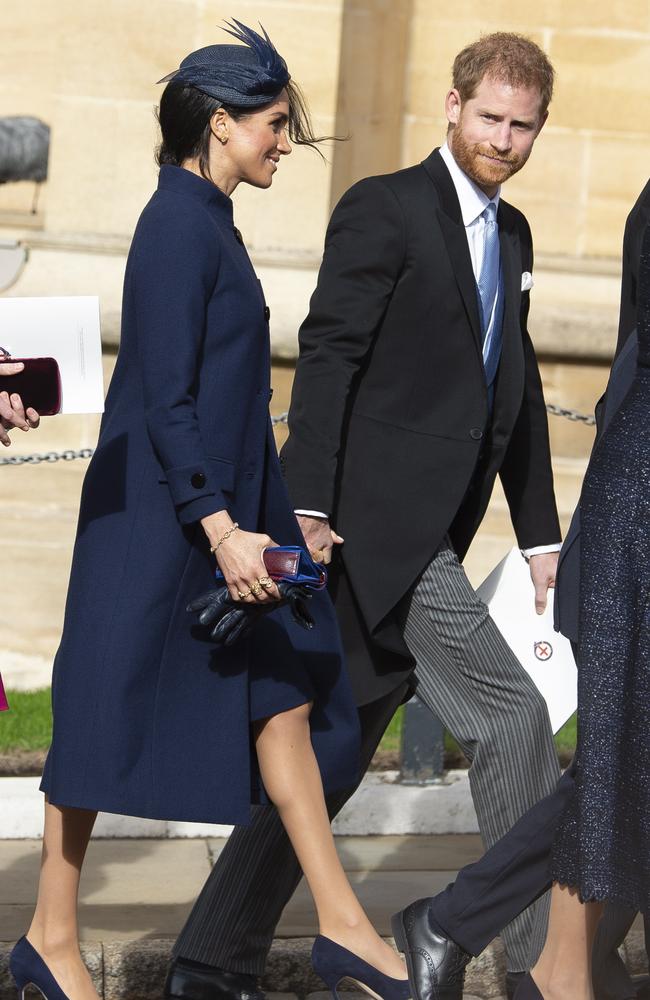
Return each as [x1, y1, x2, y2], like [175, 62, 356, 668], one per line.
[10, 22, 409, 1000]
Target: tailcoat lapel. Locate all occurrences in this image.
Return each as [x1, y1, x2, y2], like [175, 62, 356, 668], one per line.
[421, 150, 483, 357]
[492, 208, 525, 436]
[421, 149, 526, 436]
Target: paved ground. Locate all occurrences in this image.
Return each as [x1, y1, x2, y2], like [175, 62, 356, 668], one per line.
[0, 834, 492, 1000]
[0, 834, 483, 942]
[1, 833, 646, 1000]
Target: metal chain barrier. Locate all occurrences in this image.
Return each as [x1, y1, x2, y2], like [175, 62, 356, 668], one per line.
[545, 403, 596, 426]
[0, 405, 594, 466]
[0, 447, 94, 466]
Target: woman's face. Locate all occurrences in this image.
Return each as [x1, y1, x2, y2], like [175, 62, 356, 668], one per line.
[219, 91, 292, 190]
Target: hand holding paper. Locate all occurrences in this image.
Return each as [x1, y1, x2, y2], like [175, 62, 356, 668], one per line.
[0, 296, 104, 415]
[528, 550, 559, 614]
[477, 548, 577, 733]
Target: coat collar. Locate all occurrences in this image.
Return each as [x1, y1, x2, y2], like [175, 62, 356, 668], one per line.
[157, 164, 234, 221]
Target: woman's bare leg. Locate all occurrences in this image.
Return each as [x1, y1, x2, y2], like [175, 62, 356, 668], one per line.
[255, 703, 406, 979]
[530, 883, 603, 1000]
[26, 799, 100, 1000]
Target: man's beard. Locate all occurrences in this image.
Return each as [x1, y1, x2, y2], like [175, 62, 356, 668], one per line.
[450, 121, 528, 190]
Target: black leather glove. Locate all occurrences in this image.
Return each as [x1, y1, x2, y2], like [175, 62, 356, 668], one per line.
[281, 581, 314, 631]
[187, 581, 314, 648]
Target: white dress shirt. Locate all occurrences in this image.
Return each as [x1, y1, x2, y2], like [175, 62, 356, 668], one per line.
[439, 142, 501, 285]
[439, 143, 504, 395]
[296, 144, 561, 558]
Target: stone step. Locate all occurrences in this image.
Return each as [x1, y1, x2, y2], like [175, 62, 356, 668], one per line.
[0, 937, 503, 1000]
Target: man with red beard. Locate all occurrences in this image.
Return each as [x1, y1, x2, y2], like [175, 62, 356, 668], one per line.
[165, 32, 561, 1000]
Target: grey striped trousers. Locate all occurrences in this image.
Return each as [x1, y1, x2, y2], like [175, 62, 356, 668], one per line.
[402, 542, 559, 970]
[173, 541, 560, 974]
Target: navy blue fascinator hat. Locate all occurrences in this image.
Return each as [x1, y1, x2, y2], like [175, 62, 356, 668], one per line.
[157, 19, 290, 107]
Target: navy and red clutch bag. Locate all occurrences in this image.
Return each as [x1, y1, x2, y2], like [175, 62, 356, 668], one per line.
[261, 545, 327, 588]
[214, 545, 327, 589]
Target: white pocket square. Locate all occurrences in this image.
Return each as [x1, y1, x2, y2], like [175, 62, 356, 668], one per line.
[521, 271, 534, 292]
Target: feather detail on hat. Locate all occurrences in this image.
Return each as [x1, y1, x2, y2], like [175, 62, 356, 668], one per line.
[222, 19, 289, 84]
[157, 19, 290, 106]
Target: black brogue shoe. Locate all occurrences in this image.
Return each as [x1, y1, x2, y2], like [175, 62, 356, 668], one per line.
[391, 899, 471, 1000]
[164, 958, 266, 1000]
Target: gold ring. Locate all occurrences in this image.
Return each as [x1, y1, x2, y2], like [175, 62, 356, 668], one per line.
[311, 548, 324, 562]
[237, 590, 251, 600]
[250, 581, 263, 596]
[260, 576, 273, 589]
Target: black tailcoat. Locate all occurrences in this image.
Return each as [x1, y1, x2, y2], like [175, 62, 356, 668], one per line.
[281, 149, 561, 704]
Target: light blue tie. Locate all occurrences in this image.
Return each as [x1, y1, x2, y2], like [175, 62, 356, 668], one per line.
[477, 202, 500, 340]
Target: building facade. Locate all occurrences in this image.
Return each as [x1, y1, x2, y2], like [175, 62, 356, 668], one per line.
[1, 0, 649, 356]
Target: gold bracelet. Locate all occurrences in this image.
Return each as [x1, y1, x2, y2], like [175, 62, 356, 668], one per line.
[210, 522, 239, 554]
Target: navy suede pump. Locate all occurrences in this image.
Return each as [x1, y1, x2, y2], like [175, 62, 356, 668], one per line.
[9, 937, 70, 1000]
[312, 935, 411, 1000]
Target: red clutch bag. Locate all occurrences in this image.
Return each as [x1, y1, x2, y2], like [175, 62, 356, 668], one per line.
[262, 546, 327, 589]
[0, 356, 62, 415]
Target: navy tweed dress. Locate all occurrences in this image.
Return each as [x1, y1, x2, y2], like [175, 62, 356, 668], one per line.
[552, 224, 650, 914]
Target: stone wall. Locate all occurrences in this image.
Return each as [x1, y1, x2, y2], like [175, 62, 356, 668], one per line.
[1, 1, 649, 357]
[0, 0, 343, 250]
[403, 2, 650, 260]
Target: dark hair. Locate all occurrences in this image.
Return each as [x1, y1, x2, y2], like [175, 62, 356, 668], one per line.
[156, 79, 333, 179]
[453, 32, 555, 116]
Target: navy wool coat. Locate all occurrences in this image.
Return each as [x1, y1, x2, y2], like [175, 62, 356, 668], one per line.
[40, 165, 360, 825]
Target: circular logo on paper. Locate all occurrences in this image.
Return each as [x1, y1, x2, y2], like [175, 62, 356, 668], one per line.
[534, 641, 553, 661]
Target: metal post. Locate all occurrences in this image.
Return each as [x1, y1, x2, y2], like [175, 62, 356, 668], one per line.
[399, 695, 445, 784]
[0, 241, 28, 293]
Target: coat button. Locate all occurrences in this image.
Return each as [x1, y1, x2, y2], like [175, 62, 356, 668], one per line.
[233, 227, 244, 244]
[264, 306, 271, 322]
[191, 472, 206, 489]
[470, 428, 483, 440]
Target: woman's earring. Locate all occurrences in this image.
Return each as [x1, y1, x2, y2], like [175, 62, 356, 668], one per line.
[212, 124, 228, 145]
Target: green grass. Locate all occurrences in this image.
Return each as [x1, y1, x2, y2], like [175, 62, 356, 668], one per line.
[379, 705, 404, 752]
[0, 688, 577, 765]
[0, 689, 52, 752]
[554, 712, 577, 763]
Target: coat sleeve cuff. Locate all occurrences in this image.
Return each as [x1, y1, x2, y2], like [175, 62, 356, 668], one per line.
[521, 542, 562, 560]
[163, 458, 235, 510]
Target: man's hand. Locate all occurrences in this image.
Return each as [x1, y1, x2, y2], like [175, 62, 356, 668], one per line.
[296, 514, 344, 565]
[529, 552, 559, 615]
[0, 362, 41, 446]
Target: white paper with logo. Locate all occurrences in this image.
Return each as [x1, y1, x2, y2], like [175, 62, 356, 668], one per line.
[0, 295, 104, 414]
[476, 547, 577, 733]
